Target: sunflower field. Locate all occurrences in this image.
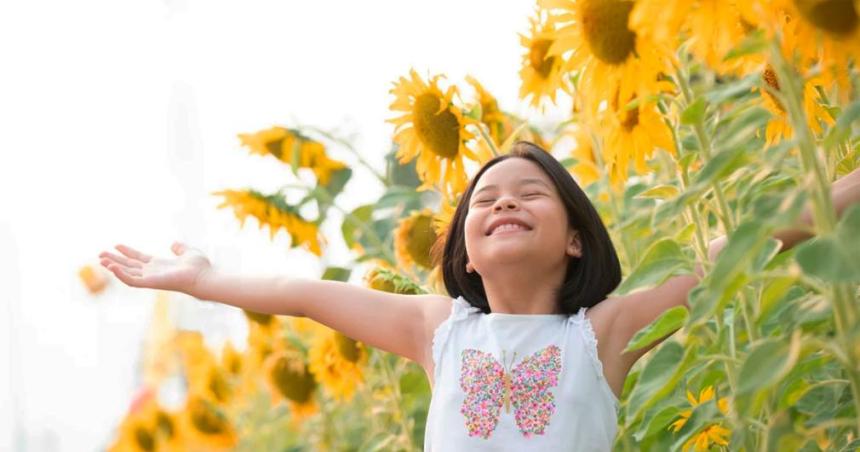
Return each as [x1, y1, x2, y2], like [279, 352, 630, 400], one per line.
[105, 0, 860, 451]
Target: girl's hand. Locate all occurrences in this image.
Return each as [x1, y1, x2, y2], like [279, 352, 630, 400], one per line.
[98, 241, 212, 294]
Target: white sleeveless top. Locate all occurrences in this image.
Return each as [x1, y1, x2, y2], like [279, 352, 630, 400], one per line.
[424, 296, 620, 451]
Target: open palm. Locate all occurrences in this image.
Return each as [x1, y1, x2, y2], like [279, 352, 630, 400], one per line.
[98, 242, 212, 293]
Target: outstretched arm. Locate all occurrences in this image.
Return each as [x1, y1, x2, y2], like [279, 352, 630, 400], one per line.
[610, 166, 860, 369]
[99, 242, 450, 367]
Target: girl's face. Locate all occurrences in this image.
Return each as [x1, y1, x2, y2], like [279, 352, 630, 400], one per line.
[463, 158, 581, 275]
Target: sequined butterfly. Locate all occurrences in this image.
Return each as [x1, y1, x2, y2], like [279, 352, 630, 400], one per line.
[459, 345, 562, 439]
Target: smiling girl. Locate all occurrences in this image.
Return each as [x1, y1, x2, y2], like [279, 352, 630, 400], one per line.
[99, 141, 860, 451]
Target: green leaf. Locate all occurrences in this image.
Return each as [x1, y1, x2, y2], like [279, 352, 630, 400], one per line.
[691, 146, 749, 187]
[681, 97, 707, 126]
[635, 184, 680, 200]
[723, 29, 767, 61]
[795, 203, 860, 282]
[321, 266, 351, 282]
[623, 306, 689, 353]
[823, 99, 860, 149]
[625, 342, 693, 422]
[634, 405, 681, 442]
[737, 333, 799, 395]
[613, 238, 692, 295]
[341, 204, 374, 250]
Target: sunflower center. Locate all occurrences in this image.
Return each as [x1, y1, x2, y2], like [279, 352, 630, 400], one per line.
[621, 106, 639, 131]
[244, 310, 273, 326]
[407, 214, 437, 268]
[581, 0, 637, 65]
[208, 369, 232, 403]
[134, 426, 156, 451]
[189, 398, 230, 435]
[155, 411, 175, 439]
[794, 0, 859, 36]
[529, 39, 557, 79]
[335, 332, 361, 362]
[762, 67, 786, 112]
[414, 93, 461, 159]
[271, 356, 317, 403]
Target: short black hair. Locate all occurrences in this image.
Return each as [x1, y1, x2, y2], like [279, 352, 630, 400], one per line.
[434, 140, 622, 315]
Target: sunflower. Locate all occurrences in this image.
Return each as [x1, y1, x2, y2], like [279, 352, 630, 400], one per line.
[109, 388, 185, 452]
[599, 95, 676, 188]
[394, 208, 439, 269]
[238, 126, 347, 186]
[630, 0, 762, 75]
[78, 264, 108, 294]
[754, 0, 860, 97]
[566, 123, 601, 187]
[364, 265, 425, 295]
[220, 341, 243, 380]
[388, 69, 488, 198]
[174, 332, 235, 405]
[758, 64, 834, 146]
[263, 349, 319, 426]
[307, 327, 369, 403]
[670, 386, 731, 452]
[466, 75, 513, 146]
[540, 0, 675, 118]
[519, 11, 568, 108]
[178, 394, 238, 451]
[212, 188, 324, 256]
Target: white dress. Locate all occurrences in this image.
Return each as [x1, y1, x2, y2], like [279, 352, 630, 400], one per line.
[423, 295, 620, 451]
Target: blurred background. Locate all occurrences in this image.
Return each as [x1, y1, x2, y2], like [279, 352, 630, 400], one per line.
[0, 1, 560, 450]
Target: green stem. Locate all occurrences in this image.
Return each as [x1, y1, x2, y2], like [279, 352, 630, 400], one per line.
[675, 67, 736, 233]
[377, 353, 415, 450]
[475, 123, 500, 158]
[590, 129, 637, 266]
[769, 40, 860, 436]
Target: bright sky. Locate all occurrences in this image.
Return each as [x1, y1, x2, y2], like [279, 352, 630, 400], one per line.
[0, 0, 569, 450]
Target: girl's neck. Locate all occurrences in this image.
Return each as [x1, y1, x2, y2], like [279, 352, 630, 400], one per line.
[481, 265, 565, 315]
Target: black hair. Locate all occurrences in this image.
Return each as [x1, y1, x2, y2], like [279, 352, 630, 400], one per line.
[433, 140, 622, 315]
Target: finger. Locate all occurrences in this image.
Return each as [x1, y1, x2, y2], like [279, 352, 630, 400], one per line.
[115, 244, 152, 263]
[99, 251, 143, 269]
[108, 263, 142, 286]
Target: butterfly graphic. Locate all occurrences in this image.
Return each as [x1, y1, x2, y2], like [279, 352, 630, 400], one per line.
[459, 345, 562, 439]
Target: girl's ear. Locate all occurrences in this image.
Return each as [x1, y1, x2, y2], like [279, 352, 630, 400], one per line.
[566, 230, 582, 258]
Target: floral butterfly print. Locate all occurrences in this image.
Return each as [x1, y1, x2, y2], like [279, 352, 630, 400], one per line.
[459, 345, 562, 439]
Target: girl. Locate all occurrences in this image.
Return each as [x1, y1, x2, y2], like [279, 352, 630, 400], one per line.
[99, 141, 860, 451]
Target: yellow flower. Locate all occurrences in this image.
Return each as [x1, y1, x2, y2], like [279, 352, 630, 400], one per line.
[540, 0, 675, 119]
[670, 386, 731, 452]
[600, 96, 676, 188]
[432, 192, 458, 239]
[394, 208, 439, 269]
[630, 0, 762, 75]
[519, 11, 568, 108]
[566, 123, 600, 187]
[388, 69, 488, 198]
[466, 75, 514, 147]
[178, 394, 238, 451]
[758, 65, 834, 146]
[220, 341, 243, 380]
[263, 349, 319, 427]
[212, 188, 324, 256]
[238, 126, 347, 186]
[174, 332, 234, 405]
[364, 264, 425, 295]
[109, 388, 184, 452]
[307, 327, 368, 403]
[78, 264, 108, 294]
[753, 0, 860, 97]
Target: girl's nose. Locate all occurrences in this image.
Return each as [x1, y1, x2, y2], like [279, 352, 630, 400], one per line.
[493, 197, 520, 211]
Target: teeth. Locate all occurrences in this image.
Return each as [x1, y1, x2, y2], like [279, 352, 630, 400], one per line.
[492, 223, 527, 235]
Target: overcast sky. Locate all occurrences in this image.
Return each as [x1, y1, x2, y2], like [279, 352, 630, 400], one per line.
[0, 1, 571, 450]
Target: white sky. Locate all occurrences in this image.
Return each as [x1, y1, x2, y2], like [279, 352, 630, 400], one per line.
[0, 0, 570, 450]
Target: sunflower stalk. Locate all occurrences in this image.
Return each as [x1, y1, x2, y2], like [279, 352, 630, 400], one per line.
[475, 122, 501, 158]
[675, 67, 736, 233]
[769, 39, 860, 436]
[375, 352, 416, 451]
